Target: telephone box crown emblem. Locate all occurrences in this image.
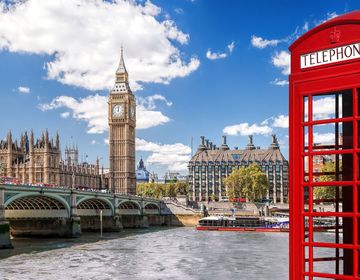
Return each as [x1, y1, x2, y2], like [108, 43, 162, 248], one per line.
[329, 27, 341, 44]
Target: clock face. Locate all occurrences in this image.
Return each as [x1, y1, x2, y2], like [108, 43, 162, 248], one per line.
[112, 104, 124, 118]
[130, 105, 136, 119]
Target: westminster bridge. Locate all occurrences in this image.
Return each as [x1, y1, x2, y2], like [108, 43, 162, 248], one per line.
[0, 184, 197, 249]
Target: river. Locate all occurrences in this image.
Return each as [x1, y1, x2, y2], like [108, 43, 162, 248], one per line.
[0, 227, 325, 280]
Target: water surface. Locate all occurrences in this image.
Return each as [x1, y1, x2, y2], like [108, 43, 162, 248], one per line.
[0, 227, 290, 280]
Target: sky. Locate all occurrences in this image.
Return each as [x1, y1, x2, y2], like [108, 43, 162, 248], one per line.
[0, 0, 359, 176]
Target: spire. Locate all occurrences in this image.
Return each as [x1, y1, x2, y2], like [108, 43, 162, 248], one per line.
[56, 131, 60, 149]
[112, 47, 131, 93]
[246, 135, 256, 150]
[116, 46, 127, 74]
[30, 129, 34, 150]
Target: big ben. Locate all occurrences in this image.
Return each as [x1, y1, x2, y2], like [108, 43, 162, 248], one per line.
[108, 49, 136, 194]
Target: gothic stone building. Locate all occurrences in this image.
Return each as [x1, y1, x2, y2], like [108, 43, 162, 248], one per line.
[188, 135, 289, 204]
[0, 130, 102, 189]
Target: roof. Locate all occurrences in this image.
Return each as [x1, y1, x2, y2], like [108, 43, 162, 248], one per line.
[290, 10, 360, 51]
[189, 147, 287, 164]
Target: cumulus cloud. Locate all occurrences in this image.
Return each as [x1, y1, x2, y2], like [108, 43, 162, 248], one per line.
[60, 112, 70, 119]
[0, 0, 200, 91]
[270, 78, 289, 86]
[136, 138, 191, 171]
[39, 93, 172, 133]
[304, 97, 341, 120]
[18, 86, 30, 94]
[272, 51, 291, 75]
[223, 122, 272, 136]
[206, 49, 227, 60]
[305, 133, 335, 145]
[206, 41, 235, 60]
[251, 35, 280, 49]
[272, 115, 289, 128]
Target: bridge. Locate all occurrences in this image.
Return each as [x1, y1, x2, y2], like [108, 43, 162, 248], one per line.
[0, 184, 171, 249]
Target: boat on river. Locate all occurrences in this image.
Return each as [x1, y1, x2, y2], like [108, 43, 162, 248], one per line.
[196, 216, 289, 232]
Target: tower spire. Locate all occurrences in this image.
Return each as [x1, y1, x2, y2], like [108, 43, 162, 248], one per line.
[116, 45, 127, 75]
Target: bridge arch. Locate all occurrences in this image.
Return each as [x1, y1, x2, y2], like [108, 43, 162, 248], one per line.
[76, 198, 113, 216]
[5, 194, 70, 219]
[118, 200, 141, 215]
[143, 203, 160, 215]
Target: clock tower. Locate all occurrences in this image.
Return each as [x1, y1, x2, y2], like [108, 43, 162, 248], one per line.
[108, 49, 136, 194]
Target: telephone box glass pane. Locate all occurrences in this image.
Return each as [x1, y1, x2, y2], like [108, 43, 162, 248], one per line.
[312, 90, 352, 121]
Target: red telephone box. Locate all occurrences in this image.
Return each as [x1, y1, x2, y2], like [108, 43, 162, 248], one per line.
[290, 11, 360, 279]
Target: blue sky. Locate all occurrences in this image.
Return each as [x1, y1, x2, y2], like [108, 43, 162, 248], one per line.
[0, 0, 359, 176]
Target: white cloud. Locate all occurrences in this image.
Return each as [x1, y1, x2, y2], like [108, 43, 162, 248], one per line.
[223, 122, 272, 136]
[206, 41, 235, 60]
[272, 115, 289, 128]
[39, 93, 172, 133]
[227, 41, 235, 53]
[60, 112, 70, 119]
[304, 97, 341, 120]
[136, 138, 191, 171]
[272, 51, 290, 75]
[91, 140, 97, 145]
[137, 94, 172, 110]
[270, 78, 289, 86]
[206, 49, 227, 60]
[313, 133, 335, 145]
[174, 8, 184, 14]
[305, 133, 335, 145]
[251, 35, 280, 49]
[0, 0, 200, 91]
[316, 12, 339, 25]
[18, 86, 30, 94]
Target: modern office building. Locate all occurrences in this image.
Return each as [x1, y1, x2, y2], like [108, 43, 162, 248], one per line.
[188, 135, 288, 203]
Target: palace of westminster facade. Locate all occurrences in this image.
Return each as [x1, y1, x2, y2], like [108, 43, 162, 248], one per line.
[0, 50, 136, 194]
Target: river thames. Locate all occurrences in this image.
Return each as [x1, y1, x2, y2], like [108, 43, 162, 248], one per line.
[0, 227, 290, 279]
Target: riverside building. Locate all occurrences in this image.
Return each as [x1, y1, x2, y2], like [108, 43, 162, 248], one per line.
[188, 135, 288, 204]
[0, 130, 102, 189]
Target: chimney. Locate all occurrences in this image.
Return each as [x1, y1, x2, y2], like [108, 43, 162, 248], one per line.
[220, 135, 229, 150]
[205, 139, 209, 149]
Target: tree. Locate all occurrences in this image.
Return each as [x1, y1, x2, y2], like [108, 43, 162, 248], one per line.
[136, 181, 189, 199]
[174, 181, 188, 195]
[313, 161, 340, 200]
[224, 164, 269, 202]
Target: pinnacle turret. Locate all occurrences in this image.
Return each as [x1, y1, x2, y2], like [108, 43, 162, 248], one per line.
[116, 46, 127, 75]
[112, 47, 131, 94]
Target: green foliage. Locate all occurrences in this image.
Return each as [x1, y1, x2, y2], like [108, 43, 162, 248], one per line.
[313, 161, 340, 200]
[224, 164, 269, 202]
[136, 181, 188, 199]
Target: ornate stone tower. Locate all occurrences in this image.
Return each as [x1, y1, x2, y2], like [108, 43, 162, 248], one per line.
[108, 49, 136, 194]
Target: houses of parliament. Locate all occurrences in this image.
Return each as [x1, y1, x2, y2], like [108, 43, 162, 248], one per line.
[0, 50, 136, 194]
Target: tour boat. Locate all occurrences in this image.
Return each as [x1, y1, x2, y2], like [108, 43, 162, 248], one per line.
[196, 216, 289, 232]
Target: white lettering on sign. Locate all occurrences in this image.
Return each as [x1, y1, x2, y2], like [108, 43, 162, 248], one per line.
[301, 42, 360, 69]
